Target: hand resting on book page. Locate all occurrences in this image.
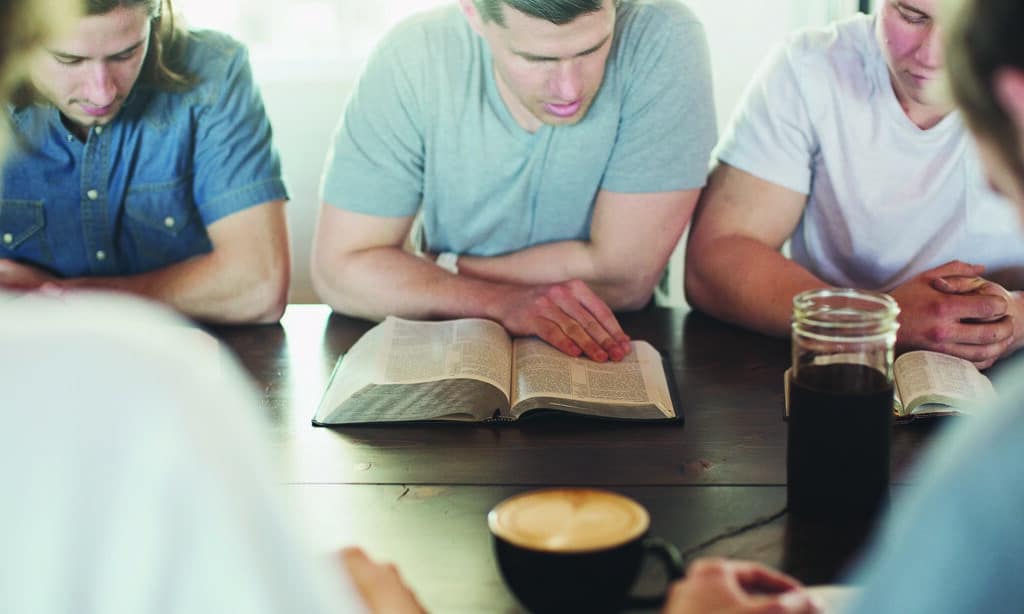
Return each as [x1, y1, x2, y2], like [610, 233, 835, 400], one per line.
[489, 279, 632, 363]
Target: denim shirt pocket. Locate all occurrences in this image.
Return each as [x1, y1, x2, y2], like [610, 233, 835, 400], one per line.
[0, 199, 54, 268]
[124, 174, 212, 272]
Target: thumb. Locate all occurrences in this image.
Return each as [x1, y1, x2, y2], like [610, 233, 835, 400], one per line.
[747, 590, 823, 614]
[931, 275, 989, 294]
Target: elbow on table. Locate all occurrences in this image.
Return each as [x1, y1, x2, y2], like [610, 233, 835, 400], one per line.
[605, 271, 661, 312]
[309, 254, 372, 320]
[683, 265, 709, 312]
[237, 264, 289, 324]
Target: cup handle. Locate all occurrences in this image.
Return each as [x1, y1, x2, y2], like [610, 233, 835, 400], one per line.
[624, 537, 685, 609]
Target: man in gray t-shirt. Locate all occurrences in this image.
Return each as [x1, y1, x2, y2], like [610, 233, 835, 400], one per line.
[312, 0, 716, 362]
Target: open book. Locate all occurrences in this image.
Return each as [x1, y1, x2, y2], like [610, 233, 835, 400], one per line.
[891, 350, 996, 419]
[784, 350, 996, 421]
[313, 316, 678, 425]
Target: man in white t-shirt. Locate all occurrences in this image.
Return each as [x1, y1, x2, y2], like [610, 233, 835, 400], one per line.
[685, 0, 1024, 368]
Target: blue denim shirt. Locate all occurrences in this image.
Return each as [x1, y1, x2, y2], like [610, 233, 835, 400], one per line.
[0, 30, 288, 277]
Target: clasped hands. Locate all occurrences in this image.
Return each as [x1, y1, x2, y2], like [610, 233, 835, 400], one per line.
[890, 260, 1024, 369]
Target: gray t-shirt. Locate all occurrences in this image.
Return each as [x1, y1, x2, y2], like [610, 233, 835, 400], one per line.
[320, 0, 716, 257]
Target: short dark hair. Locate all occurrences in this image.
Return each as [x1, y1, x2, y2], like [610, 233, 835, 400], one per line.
[473, 0, 606, 26]
[945, 0, 1024, 191]
[86, 0, 196, 92]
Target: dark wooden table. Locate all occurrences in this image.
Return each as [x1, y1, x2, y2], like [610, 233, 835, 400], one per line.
[209, 304, 947, 613]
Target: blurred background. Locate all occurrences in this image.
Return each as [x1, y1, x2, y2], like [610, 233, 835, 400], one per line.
[176, 0, 874, 305]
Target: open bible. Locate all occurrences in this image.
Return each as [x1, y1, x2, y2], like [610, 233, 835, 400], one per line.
[891, 350, 996, 419]
[313, 316, 678, 425]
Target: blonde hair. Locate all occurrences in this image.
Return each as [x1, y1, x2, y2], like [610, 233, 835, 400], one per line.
[0, 0, 75, 158]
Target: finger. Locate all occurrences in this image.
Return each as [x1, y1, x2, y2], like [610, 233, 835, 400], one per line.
[926, 260, 986, 279]
[974, 357, 997, 370]
[564, 280, 632, 359]
[731, 561, 805, 595]
[539, 282, 618, 362]
[340, 546, 372, 578]
[341, 548, 425, 614]
[923, 336, 1009, 366]
[967, 280, 1012, 299]
[547, 293, 616, 362]
[531, 316, 584, 358]
[931, 275, 990, 295]
[747, 590, 824, 614]
[925, 292, 1009, 322]
[932, 317, 1014, 347]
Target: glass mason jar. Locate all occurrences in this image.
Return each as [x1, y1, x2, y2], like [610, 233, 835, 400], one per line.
[787, 289, 900, 519]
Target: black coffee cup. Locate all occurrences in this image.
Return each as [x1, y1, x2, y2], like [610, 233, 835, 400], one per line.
[488, 488, 683, 614]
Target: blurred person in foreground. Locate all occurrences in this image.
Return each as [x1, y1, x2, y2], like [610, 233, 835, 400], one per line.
[0, 293, 424, 613]
[0, 3, 422, 612]
[0, 0, 290, 324]
[664, 0, 1024, 612]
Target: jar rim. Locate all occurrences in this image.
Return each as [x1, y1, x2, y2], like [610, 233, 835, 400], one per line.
[792, 288, 899, 328]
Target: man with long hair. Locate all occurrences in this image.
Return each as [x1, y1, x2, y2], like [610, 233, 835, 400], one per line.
[0, 0, 290, 324]
[0, 5, 424, 611]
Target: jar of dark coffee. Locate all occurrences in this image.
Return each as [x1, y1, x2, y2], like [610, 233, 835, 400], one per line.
[787, 289, 899, 520]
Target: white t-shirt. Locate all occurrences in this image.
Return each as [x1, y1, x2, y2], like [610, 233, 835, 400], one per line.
[0, 293, 365, 614]
[715, 13, 1024, 290]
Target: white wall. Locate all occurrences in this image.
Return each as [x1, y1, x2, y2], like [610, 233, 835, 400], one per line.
[179, 0, 864, 304]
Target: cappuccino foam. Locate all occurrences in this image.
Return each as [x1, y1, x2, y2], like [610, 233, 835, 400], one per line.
[489, 489, 649, 553]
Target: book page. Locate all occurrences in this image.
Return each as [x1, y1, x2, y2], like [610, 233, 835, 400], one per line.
[510, 339, 673, 415]
[893, 350, 996, 415]
[320, 379, 509, 424]
[314, 316, 512, 423]
[381, 316, 512, 393]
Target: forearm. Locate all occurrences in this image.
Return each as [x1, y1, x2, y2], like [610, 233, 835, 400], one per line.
[62, 249, 288, 324]
[458, 240, 658, 311]
[312, 246, 517, 322]
[684, 236, 827, 337]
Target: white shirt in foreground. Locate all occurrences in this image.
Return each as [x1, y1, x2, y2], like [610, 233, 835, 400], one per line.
[0, 292, 365, 614]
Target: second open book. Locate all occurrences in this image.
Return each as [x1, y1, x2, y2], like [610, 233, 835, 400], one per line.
[891, 350, 996, 418]
[785, 349, 997, 421]
[313, 316, 678, 425]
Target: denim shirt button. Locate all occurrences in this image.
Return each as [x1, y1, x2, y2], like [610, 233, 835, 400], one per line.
[2, 233, 12, 245]
[86, 189, 99, 200]
[163, 216, 175, 228]
[94, 126, 103, 135]
[95, 250, 106, 261]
